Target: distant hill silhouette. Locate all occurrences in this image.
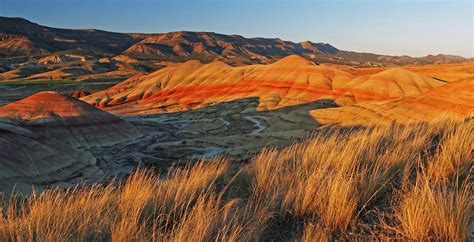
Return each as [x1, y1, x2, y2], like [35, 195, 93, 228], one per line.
[0, 16, 468, 67]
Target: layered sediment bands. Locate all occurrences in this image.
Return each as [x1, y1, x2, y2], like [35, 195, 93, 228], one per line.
[0, 120, 102, 194]
[406, 62, 474, 82]
[332, 68, 445, 104]
[83, 55, 353, 113]
[82, 55, 445, 115]
[0, 91, 142, 147]
[310, 79, 474, 125]
[332, 62, 474, 83]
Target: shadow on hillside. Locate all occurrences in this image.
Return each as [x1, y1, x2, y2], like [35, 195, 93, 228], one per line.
[107, 97, 340, 165]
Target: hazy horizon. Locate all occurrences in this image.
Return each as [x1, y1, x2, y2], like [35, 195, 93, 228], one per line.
[1, 0, 472, 58]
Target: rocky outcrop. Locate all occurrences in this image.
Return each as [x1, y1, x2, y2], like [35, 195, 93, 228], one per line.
[37, 54, 87, 64]
[67, 90, 92, 98]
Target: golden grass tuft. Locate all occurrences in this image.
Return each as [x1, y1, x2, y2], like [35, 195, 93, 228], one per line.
[395, 176, 471, 241]
[0, 119, 472, 241]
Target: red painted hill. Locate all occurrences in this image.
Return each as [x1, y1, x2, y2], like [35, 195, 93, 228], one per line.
[0, 91, 141, 147]
[311, 78, 474, 125]
[82, 55, 353, 114]
[82, 55, 444, 115]
[332, 68, 445, 104]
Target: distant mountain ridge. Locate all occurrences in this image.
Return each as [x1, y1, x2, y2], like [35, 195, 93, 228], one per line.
[0, 17, 137, 56]
[0, 16, 468, 67]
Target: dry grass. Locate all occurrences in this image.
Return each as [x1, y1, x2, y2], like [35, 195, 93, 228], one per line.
[0, 119, 472, 241]
[395, 176, 471, 241]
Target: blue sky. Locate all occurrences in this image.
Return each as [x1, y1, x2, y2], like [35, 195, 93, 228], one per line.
[1, 0, 472, 57]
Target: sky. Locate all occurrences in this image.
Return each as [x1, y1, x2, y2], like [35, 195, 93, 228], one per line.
[1, 0, 472, 57]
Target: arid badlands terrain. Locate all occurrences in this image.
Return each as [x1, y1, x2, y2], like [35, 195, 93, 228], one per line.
[0, 17, 472, 241]
[0, 17, 473, 193]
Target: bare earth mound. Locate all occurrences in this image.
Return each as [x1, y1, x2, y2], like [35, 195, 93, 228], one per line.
[0, 91, 142, 147]
[0, 120, 102, 194]
[82, 55, 354, 114]
[332, 68, 445, 104]
[82, 55, 447, 116]
[310, 78, 474, 125]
